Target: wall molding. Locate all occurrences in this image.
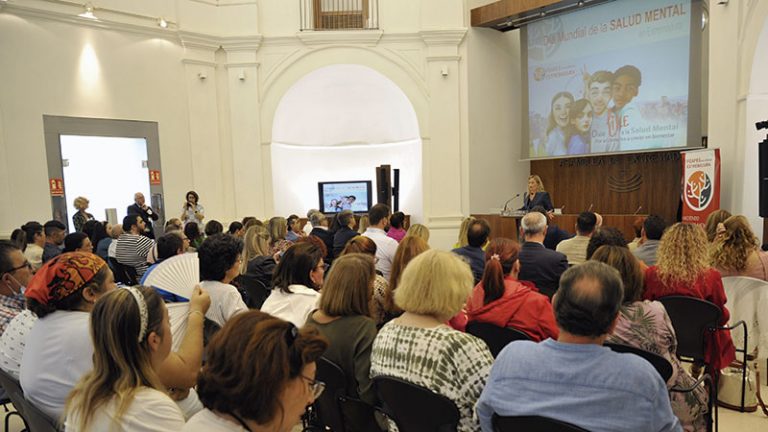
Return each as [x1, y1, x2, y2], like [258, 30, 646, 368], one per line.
[296, 30, 384, 46]
[419, 28, 467, 46]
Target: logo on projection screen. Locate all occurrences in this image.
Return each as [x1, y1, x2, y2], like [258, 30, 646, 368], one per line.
[684, 171, 713, 211]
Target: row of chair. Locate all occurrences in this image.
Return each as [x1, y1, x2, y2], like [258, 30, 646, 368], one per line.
[0, 368, 62, 432]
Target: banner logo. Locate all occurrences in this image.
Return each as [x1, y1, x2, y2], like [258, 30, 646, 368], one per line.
[684, 171, 713, 211]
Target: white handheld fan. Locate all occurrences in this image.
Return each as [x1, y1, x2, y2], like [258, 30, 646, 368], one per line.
[140, 252, 199, 300]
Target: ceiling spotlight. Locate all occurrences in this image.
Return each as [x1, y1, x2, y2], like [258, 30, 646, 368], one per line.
[540, 11, 546, 18]
[578, 1, 585, 6]
[79, 3, 97, 20]
[158, 17, 168, 28]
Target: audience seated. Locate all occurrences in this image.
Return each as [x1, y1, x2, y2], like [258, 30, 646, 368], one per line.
[304, 209, 319, 236]
[238, 225, 276, 309]
[382, 235, 429, 327]
[0, 241, 32, 334]
[261, 242, 324, 327]
[633, 214, 667, 266]
[452, 218, 490, 285]
[406, 223, 430, 243]
[165, 218, 183, 233]
[286, 214, 303, 242]
[476, 261, 682, 432]
[42, 220, 66, 263]
[453, 216, 475, 249]
[467, 238, 558, 342]
[362, 204, 398, 280]
[357, 214, 370, 234]
[518, 212, 568, 299]
[184, 222, 204, 250]
[593, 246, 708, 431]
[198, 234, 247, 328]
[704, 209, 732, 243]
[340, 236, 390, 327]
[628, 216, 645, 251]
[20, 221, 45, 271]
[204, 220, 224, 237]
[267, 216, 294, 256]
[86, 221, 111, 262]
[710, 215, 768, 281]
[108, 224, 123, 259]
[228, 221, 245, 238]
[116, 215, 155, 278]
[241, 216, 259, 230]
[63, 232, 93, 253]
[20, 252, 117, 418]
[643, 223, 736, 370]
[64, 286, 186, 430]
[531, 206, 573, 250]
[586, 226, 629, 260]
[386, 211, 407, 243]
[309, 211, 335, 264]
[127, 192, 159, 239]
[332, 210, 358, 257]
[10, 229, 26, 253]
[370, 250, 493, 432]
[183, 310, 327, 431]
[306, 253, 379, 407]
[556, 211, 597, 265]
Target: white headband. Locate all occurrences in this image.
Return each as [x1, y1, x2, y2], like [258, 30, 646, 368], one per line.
[126, 287, 148, 342]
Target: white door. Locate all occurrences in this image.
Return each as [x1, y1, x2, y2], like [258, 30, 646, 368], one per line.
[60, 135, 151, 228]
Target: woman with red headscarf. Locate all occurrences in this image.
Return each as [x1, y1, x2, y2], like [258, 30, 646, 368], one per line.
[19, 252, 117, 419]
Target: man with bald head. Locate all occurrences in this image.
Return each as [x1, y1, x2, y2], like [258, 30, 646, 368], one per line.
[127, 192, 159, 239]
[518, 211, 568, 299]
[477, 262, 681, 432]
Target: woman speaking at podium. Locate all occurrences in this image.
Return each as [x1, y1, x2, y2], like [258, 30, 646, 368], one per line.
[521, 175, 554, 212]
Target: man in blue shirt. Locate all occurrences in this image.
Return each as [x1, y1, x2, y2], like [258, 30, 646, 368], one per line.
[476, 261, 682, 432]
[452, 218, 489, 284]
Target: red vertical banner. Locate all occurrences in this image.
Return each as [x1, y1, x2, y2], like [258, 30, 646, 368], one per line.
[681, 149, 721, 225]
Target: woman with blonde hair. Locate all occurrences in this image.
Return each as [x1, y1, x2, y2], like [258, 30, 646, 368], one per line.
[406, 223, 430, 243]
[711, 215, 768, 281]
[65, 286, 184, 431]
[72, 196, 95, 232]
[521, 175, 554, 212]
[371, 250, 493, 432]
[238, 225, 275, 308]
[595, 246, 708, 431]
[453, 217, 475, 249]
[267, 216, 293, 256]
[383, 235, 430, 324]
[643, 223, 735, 370]
[341, 236, 390, 327]
[704, 209, 732, 243]
[306, 253, 379, 417]
[357, 214, 370, 234]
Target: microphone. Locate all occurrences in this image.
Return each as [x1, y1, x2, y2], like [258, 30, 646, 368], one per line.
[633, 205, 643, 215]
[501, 194, 521, 215]
[587, 203, 594, 212]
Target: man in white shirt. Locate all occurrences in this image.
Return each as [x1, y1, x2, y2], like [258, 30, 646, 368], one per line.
[362, 204, 398, 280]
[556, 212, 598, 265]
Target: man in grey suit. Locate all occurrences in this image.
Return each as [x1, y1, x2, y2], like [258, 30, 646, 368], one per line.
[518, 211, 569, 299]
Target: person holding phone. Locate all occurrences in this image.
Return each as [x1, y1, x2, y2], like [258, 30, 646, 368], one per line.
[181, 191, 205, 226]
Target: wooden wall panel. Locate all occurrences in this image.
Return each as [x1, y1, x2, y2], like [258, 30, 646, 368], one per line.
[530, 151, 682, 225]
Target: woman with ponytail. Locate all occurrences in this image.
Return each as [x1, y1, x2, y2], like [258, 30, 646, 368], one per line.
[65, 286, 184, 431]
[466, 238, 558, 342]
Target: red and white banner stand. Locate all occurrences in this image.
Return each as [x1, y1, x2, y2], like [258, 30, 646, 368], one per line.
[681, 149, 721, 225]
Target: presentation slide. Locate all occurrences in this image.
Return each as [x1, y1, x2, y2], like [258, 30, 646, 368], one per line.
[320, 181, 370, 213]
[525, 0, 695, 159]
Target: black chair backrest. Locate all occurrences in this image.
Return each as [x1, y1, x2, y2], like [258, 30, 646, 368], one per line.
[373, 376, 460, 432]
[315, 357, 348, 432]
[314, 358, 380, 432]
[237, 275, 271, 309]
[658, 296, 721, 362]
[466, 322, 531, 357]
[604, 343, 673, 382]
[493, 414, 590, 432]
[0, 368, 26, 419]
[109, 257, 138, 286]
[22, 398, 61, 432]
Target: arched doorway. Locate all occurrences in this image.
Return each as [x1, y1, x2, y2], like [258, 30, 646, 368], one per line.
[270, 64, 423, 220]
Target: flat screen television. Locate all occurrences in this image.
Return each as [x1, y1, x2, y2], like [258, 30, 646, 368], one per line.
[318, 180, 373, 213]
